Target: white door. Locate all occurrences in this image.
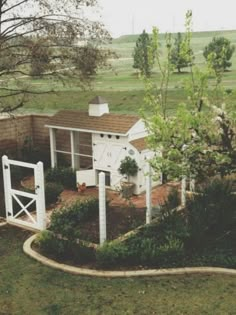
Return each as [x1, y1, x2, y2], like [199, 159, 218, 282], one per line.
[76, 169, 96, 187]
[94, 142, 125, 171]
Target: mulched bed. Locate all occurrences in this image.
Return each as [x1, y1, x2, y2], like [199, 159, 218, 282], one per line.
[77, 205, 145, 244]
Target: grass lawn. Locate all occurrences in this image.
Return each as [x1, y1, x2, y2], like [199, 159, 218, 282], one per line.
[13, 29, 236, 115]
[0, 225, 236, 315]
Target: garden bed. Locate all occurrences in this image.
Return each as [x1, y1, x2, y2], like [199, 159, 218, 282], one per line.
[35, 178, 236, 271]
[76, 205, 145, 244]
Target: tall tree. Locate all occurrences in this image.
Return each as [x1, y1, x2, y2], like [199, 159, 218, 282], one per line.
[0, 0, 111, 113]
[133, 30, 154, 77]
[170, 32, 193, 73]
[143, 11, 236, 182]
[203, 37, 235, 73]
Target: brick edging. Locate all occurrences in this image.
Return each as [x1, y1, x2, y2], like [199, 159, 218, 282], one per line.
[23, 234, 236, 278]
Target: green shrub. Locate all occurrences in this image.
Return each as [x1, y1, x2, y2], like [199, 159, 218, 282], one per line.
[35, 230, 66, 257]
[35, 230, 95, 263]
[45, 182, 63, 206]
[118, 156, 138, 179]
[186, 178, 236, 249]
[96, 234, 185, 268]
[163, 187, 180, 210]
[96, 241, 130, 267]
[49, 198, 99, 240]
[45, 167, 76, 189]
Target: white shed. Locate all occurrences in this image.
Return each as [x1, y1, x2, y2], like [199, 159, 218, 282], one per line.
[45, 96, 161, 195]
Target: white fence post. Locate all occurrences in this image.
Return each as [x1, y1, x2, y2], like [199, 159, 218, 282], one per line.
[181, 175, 187, 207]
[99, 172, 106, 245]
[146, 163, 152, 224]
[35, 161, 46, 230]
[49, 128, 57, 167]
[190, 177, 195, 192]
[2, 155, 13, 219]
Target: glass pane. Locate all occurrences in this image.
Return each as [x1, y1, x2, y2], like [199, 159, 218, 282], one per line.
[55, 130, 71, 152]
[56, 152, 71, 168]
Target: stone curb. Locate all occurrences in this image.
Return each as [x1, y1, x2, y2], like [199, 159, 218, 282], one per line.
[23, 234, 236, 278]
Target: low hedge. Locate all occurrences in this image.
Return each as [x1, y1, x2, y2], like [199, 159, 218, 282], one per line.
[45, 182, 64, 206]
[49, 198, 99, 240]
[35, 230, 95, 264]
[45, 167, 76, 190]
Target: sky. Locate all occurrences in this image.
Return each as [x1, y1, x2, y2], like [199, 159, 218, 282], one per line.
[98, 0, 236, 37]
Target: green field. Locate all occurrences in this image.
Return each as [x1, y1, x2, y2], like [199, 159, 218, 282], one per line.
[15, 29, 236, 115]
[1, 225, 236, 315]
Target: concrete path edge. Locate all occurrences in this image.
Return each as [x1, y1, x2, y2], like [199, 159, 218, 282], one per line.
[23, 234, 236, 278]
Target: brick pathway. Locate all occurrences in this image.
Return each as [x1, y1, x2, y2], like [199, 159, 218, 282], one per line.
[60, 183, 179, 209]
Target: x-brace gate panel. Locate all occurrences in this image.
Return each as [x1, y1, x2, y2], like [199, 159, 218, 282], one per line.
[2, 155, 46, 231]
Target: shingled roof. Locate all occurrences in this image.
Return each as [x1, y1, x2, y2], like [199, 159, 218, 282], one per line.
[46, 110, 140, 135]
[130, 137, 148, 151]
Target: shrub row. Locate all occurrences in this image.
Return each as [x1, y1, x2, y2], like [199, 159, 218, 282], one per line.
[36, 178, 236, 270]
[36, 230, 95, 264]
[45, 167, 76, 190]
[96, 178, 236, 269]
[49, 198, 99, 240]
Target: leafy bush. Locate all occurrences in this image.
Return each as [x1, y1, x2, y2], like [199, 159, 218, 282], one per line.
[45, 182, 63, 206]
[118, 156, 138, 179]
[135, 236, 184, 267]
[96, 233, 185, 268]
[186, 178, 236, 249]
[46, 167, 76, 189]
[36, 230, 95, 263]
[49, 198, 99, 240]
[96, 241, 130, 267]
[163, 187, 180, 210]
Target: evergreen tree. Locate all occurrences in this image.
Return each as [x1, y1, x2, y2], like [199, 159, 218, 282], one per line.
[170, 32, 193, 73]
[133, 30, 154, 77]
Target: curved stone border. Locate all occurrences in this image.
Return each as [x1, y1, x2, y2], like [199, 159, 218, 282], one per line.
[24, 234, 236, 278]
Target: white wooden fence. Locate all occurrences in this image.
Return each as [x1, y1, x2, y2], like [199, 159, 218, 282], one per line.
[2, 155, 46, 231]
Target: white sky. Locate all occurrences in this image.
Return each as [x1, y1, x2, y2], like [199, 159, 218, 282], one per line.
[98, 0, 236, 37]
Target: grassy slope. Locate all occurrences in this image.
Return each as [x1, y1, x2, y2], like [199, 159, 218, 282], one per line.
[17, 29, 236, 115]
[0, 225, 236, 315]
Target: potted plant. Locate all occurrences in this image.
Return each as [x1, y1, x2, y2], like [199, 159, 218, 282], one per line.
[118, 156, 138, 198]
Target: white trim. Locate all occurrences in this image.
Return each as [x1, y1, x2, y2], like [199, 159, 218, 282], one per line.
[55, 149, 71, 155]
[8, 159, 37, 169]
[45, 124, 129, 137]
[49, 128, 57, 167]
[70, 131, 75, 169]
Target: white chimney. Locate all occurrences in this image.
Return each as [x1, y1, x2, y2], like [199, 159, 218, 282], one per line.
[88, 96, 109, 117]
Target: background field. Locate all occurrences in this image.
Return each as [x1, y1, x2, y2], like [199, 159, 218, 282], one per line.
[16, 29, 236, 115]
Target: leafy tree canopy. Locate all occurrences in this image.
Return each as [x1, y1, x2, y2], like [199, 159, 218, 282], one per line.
[143, 11, 236, 182]
[203, 36, 235, 73]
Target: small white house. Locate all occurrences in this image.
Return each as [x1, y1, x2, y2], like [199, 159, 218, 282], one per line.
[46, 96, 161, 194]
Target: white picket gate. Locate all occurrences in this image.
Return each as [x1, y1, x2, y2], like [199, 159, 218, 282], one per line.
[2, 155, 46, 231]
